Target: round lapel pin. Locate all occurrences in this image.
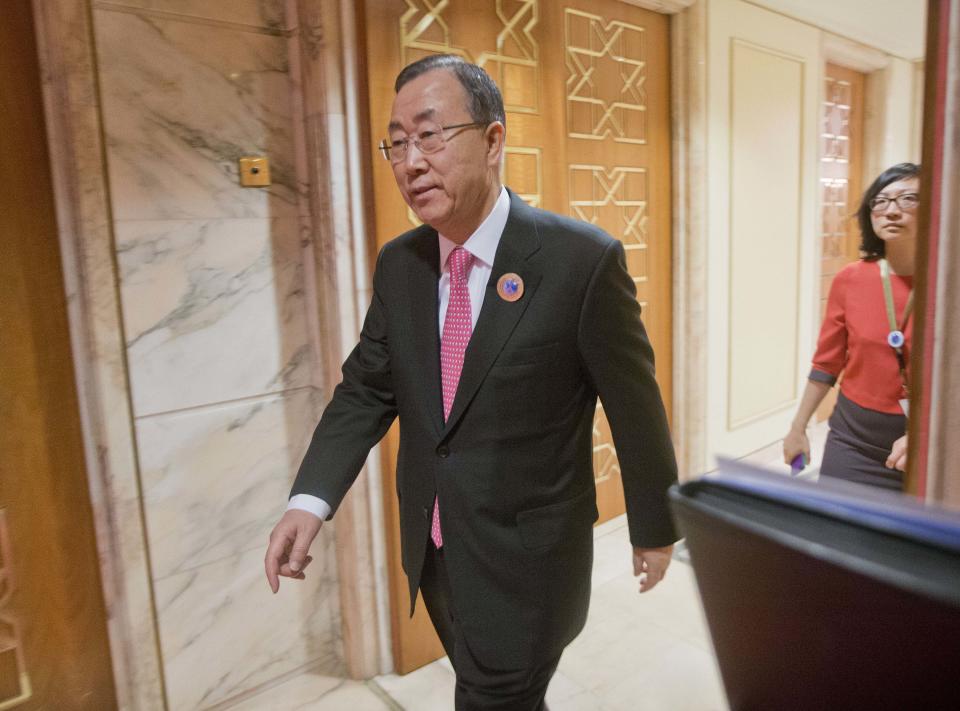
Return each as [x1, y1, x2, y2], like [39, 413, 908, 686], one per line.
[497, 273, 524, 302]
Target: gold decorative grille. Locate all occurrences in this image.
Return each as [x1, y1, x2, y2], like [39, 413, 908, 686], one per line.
[819, 68, 862, 313]
[822, 77, 852, 163]
[400, 0, 540, 114]
[0, 510, 31, 709]
[592, 404, 620, 484]
[569, 164, 649, 284]
[565, 9, 647, 143]
[503, 146, 542, 207]
[820, 178, 849, 259]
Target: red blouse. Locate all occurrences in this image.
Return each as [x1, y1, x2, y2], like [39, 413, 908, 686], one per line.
[809, 259, 913, 415]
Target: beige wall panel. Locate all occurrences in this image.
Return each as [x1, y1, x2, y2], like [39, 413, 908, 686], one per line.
[706, 0, 820, 460]
[727, 42, 803, 427]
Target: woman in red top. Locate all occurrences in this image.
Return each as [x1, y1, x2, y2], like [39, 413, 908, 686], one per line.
[784, 163, 919, 490]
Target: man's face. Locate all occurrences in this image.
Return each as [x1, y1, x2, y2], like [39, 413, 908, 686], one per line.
[388, 69, 503, 241]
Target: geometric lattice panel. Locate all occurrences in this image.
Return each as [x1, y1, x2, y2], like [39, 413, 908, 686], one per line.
[820, 177, 850, 257]
[399, 0, 540, 114]
[822, 77, 852, 163]
[569, 164, 649, 283]
[0, 510, 31, 708]
[819, 67, 860, 308]
[592, 403, 619, 484]
[571, 163, 651, 479]
[503, 146, 542, 207]
[565, 8, 647, 143]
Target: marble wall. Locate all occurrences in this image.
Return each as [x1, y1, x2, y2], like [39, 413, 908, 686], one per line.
[89, 1, 344, 707]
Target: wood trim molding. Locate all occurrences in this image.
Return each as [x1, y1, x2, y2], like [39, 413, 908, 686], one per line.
[0, 510, 32, 708]
[620, 0, 697, 13]
[822, 33, 890, 73]
[909, 0, 960, 504]
[925, 0, 960, 505]
[292, 0, 391, 678]
[670, 0, 709, 477]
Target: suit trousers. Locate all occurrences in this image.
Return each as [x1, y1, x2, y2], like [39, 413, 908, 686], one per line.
[419, 545, 561, 711]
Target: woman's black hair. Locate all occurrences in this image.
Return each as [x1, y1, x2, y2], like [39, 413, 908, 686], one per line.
[857, 162, 921, 260]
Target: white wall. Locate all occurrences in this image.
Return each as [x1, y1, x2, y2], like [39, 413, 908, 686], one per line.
[865, 57, 926, 181]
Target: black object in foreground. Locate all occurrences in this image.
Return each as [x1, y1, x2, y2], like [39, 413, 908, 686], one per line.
[670, 459, 960, 711]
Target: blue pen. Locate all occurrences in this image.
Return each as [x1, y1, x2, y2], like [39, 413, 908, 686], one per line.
[790, 453, 809, 476]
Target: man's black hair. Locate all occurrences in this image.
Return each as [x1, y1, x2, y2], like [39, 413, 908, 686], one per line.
[395, 54, 506, 126]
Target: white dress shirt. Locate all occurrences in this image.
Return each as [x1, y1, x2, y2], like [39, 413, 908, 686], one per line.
[287, 187, 510, 520]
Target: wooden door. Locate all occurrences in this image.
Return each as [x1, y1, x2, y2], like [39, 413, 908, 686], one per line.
[361, 0, 673, 673]
[0, 1, 118, 707]
[816, 62, 865, 422]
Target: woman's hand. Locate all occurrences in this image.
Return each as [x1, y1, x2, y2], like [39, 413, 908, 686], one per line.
[783, 426, 810, 465]
[886, 435, 908, 471]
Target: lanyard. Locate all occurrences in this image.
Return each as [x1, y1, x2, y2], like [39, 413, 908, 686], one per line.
[879, 258, 913, 395]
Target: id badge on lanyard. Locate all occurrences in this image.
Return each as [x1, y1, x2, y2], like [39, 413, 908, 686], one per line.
[880, 259, 913, 416]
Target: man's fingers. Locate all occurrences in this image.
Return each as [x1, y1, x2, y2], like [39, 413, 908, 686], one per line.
[633, 546, 673, 593]
[279, 555, 314, 579]
[288, 536, 312, 572]
[639, 561, 668, 592]
[267, 539, 315, 591]
[264, 532, 292, 594]
[265, 510, 323, 591]
[639, 565, 666, 592]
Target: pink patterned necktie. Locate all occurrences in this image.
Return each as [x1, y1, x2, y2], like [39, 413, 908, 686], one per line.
[432, 247, 475, 548]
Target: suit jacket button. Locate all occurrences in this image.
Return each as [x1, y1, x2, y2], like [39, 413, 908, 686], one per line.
[436, 445, 450, 458]
[422, 506, 430, 520]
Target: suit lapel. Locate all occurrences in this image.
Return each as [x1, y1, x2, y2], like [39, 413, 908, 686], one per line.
[407, 227, 445, 436]
[442, 192, 543, 436]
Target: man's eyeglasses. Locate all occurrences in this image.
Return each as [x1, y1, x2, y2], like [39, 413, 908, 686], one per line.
[379, 122, 485, 163]
[869, 193, 920, 213]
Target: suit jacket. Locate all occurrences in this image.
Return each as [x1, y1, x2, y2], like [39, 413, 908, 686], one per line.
[292, 189, 679, 669]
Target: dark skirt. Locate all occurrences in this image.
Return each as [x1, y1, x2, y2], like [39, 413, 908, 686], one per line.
[820, 391, 907, 491]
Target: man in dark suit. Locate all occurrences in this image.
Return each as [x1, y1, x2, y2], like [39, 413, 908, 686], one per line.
[265, 54, 679, 710]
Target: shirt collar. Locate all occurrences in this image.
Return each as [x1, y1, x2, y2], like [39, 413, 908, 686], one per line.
[438, 187, 509, 272]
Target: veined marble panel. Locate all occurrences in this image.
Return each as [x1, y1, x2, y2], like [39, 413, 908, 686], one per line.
[136, 389, 322, 579]
[116, 217, 311, 415]
[155, 540, 344, 710]
[97, 0, 289, 30]
[93, 8, 300, 220]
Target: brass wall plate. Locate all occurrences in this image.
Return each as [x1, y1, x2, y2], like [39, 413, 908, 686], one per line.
[238, 156, 271, 187]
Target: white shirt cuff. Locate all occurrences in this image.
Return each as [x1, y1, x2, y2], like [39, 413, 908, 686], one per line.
[287, 494, 331, 520]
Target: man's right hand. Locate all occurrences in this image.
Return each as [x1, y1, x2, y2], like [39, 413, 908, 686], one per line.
[264, 509, 323, 593]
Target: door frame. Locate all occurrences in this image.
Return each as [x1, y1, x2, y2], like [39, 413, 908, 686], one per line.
[359, 0, 691, 674]
[29, 1, 166, 707]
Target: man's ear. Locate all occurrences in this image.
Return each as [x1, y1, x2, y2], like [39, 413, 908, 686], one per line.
[485, 121, 506, 165]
